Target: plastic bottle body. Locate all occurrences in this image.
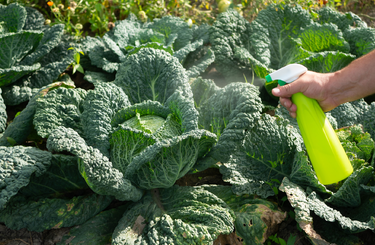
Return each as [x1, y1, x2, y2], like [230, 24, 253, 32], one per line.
[292, 92, 353, 185]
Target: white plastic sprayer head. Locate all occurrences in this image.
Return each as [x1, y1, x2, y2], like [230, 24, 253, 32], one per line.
[265, 64, 307, 86]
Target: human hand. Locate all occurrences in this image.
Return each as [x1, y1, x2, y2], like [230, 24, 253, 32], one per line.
[271, 71, 339, 118]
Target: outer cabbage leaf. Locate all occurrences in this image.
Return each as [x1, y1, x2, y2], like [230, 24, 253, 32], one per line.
[0, 193, 113, 232]
[312, 215, 369, 245]
[17, 154, 89, 198]
[288, 151, 332, 195]
[317, 6, 367, 32]
[0, 31, 43, 70]
[164, 88, 199, 133]
[325, 166, 374, 207]
[185, 47, 215, 79]
[23, 6, 45, 31]
[344, 27, 375, 57]
[33, 86, 87, 138]
[86, 36, 123, 73]
[46, 126, 143, 202]
[0, 3, 26, 33]
[114, 48, 190, 105]
[192, 23, 210, 44]
[0, 146, 52, 210]
[220, 114, 303, 198]
[297, 23, 350, 53]
[112, 186, 234, 245]
[345, 186, 375, 223]
[209, 9, 255, 82]
[279, 178, 372, 245]
[194, 83, 263, 171]
[190, 77, 220, 109]
[360, 103, 375, 141]
[81, 82, 130, 157]
[0, 81, 75, 146]
[173, 40, 203, 62]
[0, 63, 41, 88]
[279, 178, 375, 233]
[20, 24, 65, 66]
[202, 185, 287, 244]
[58, 205, 129, 245]
[299, 51, 355, 73]
[329, 99, 369, 129]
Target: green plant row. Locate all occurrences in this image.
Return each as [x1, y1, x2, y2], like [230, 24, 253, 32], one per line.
[1, 0, 352, 37]
[1, 2, 375, 244]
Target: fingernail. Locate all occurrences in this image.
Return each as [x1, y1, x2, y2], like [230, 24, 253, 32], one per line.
[272, 88, 280, 95]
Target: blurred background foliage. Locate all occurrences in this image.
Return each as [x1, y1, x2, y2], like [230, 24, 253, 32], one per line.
[0, 0, 374, 38]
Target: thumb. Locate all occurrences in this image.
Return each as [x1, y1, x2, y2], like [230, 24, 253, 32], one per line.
[272, 82, 303, 98]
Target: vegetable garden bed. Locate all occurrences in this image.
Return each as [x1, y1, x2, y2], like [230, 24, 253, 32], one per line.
[1, 1, 375, 244]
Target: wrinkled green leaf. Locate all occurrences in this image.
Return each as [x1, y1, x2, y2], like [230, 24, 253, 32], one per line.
[46, 126, 143, 202]
[34, 86, 87, 138]
[279, 178, 375, 232]
[58, 205, 129, 245]
[20, 24, 64, 66]
[112, 186, 234, 245]
[114, 48, 189, 105]
[0, 193, 113, 232]
[0, 146, 52, 210]
[18, 154, 88, 198]
[0, 3, 26, 33]
[0, 31, 43, 69]
[81, 82, 130, 157]
[220, 115, 302, 198]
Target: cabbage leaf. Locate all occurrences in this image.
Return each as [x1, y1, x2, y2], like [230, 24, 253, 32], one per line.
[111, 186, 234, 245]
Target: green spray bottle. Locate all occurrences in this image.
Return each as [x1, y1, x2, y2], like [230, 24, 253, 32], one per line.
[265, 64, 353, 185]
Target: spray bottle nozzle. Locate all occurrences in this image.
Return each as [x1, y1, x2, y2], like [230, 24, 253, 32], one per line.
[265, 64, 307, 86]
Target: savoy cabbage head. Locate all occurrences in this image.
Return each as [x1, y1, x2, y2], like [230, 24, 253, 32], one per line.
[31, 48, 216, 198]
[0, 3, 74, 106]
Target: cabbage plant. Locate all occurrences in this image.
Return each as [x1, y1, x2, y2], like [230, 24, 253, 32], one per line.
[81, 14, 214, 82]
[0, 3, 74, 106]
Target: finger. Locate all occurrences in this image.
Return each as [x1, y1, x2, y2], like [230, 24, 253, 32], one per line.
[289, 103, 297, 113]
[290, 111, 297, 118]
[280, 97, 298, 113]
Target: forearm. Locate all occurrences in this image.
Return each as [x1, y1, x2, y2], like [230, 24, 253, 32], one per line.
[330, 50, 375, 105]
